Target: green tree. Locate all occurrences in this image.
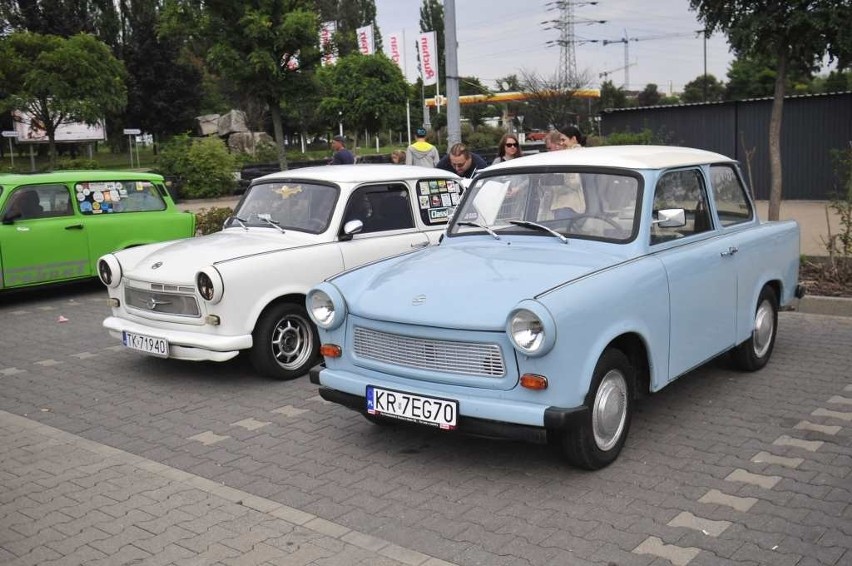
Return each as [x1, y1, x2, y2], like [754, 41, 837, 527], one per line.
[495, 74, 521, 93]
[681, 73, 726, 103]
[690, 0, 852, 220]
[202, 0, 320, 170]
[519, 69, 592, 131]
[316, 0, 382, 57]
[0, 32, 127, 167]
[0, 0, 120, 47]
[317, 53, 407, 139]
[636, 83, 662, 106]
[597, 80, 627, 110]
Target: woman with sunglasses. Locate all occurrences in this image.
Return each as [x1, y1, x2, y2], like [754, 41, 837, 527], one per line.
[492, 134, 524, 164]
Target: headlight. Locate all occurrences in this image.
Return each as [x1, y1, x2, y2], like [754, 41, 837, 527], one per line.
[307, 284, 346, 330]
[98, 255, 122, 288]
[506, 302, 556, 357]
[196, 267, 224, 303]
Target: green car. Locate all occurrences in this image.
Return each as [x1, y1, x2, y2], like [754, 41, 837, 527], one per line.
[0, 170, 196, 289]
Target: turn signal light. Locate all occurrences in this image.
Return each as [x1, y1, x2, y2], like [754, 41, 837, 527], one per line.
[205, 315, 221, 326]
[320, 344, 342, 358]
[107, 298, 120, 308]
[520, 373, 548, 390]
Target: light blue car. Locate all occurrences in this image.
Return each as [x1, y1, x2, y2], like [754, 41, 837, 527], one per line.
[306, 146, 803, 470]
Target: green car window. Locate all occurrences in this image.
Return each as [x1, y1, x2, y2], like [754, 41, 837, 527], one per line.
[75, 180, 166, 214]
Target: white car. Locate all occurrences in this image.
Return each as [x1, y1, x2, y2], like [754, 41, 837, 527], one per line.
[99, 165, 463, 379]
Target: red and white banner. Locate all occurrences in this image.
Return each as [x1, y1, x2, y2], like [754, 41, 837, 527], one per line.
[356, 25, 375, 55]
[418, 31, 438, 86]
[386, 32, 404, 72]
[319, 21, 337, 66]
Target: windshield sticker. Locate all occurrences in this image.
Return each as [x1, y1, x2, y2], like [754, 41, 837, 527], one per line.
[419, 181, 430, 195]
[419, 178, 460, 224]
[274, 184, 302, 198]
[429, 207, 450, 221]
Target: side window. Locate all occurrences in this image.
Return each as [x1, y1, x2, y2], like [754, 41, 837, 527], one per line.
[76, 180, 166, 215]
[651, 169, 713, 245]
[343, 184, 414, 234]
[416, 178, 462, 225]
[2, 184, 71, 220]
[710, 165, 753, 227]
[39, 185, 74, 218]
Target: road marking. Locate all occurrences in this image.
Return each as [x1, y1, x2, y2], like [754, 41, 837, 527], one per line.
[698, 489, 757, 512]
[751, 451, 803, 468]
[231, 417, 270, 431]
[794, 420, 841, 435]
[633, 536, 700, 566]
[0, 367, 27, 376]
[187, 431, 230, 445]
[34, 359, 62, 366]
[773, 435, 823, 452]
[667, 511, 730, 537]
[725, 469, 781, 489]
[812, 407, 852, 422]
[271, 405, 309, 417]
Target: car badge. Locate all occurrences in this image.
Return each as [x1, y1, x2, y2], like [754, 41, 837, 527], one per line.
[146, 297, 170, 310]
[151, 261, 163, 269]
[412, 294, 427, 306]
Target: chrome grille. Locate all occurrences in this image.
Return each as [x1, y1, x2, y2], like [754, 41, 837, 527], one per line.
[125, 286, 200, 317]
[353, 326, 505, 377]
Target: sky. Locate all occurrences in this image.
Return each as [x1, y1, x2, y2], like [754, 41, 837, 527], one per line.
[373, 0, 736, 94]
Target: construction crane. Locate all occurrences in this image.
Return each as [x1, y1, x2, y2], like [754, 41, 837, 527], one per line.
[600, 31, 696, 89]
[599, 63, 635, 82]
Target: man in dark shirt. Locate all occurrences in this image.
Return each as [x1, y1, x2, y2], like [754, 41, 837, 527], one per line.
[436, 143, 486, 178]
[329, 135, 355, 165]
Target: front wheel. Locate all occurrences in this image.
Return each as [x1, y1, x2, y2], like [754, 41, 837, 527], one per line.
[558, 348, 635, 470]
[731, 285, 778, 371]
[249, 302, 319, 380]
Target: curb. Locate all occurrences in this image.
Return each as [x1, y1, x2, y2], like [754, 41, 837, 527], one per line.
[792, 295, 852, 318]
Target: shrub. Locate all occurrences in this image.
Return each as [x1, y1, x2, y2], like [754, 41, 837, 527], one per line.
[158, 134, 238, 199]
[55, 158, 99, 170]
[195, 206, 234, 235]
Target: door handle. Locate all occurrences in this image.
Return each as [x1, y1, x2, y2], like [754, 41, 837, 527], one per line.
[410, 241, 429, 249]
[65, 224, 84, 230]
[720, 246, 738, 257]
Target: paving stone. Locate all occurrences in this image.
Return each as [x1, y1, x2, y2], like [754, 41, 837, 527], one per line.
[667, 511, 731, 537]
[772, 435, 824, 452]
[751, 451, 804, 469]
[811, 407, 852, 422]
[698, 489, 758, 513]
[724, 469, 782, 489]
[794, 420, 842, 435]
[633, 536, 701, 566]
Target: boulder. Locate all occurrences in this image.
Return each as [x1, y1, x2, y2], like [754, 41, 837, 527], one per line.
[195, 114, 220, 136]
[228, 131, 275, 155]
[218, 110, 249, 136]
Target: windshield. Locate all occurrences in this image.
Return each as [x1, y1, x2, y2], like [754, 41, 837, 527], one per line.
[449, 170, 641, 243]
[230, 181, 338, 233]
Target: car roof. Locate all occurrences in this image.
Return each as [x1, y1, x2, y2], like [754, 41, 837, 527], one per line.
[488, 145, 735, 171]
[0, 170, 164, 186]
[256, 164, 461, 185]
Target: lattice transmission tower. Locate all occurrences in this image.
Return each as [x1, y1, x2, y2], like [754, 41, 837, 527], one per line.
[542, 1, 604, 85]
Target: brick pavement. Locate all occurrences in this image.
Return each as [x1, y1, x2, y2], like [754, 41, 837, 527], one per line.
[0, 284, 850, 565]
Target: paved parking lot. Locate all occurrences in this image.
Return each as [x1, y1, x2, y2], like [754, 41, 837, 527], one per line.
[1, 282, 850, 565]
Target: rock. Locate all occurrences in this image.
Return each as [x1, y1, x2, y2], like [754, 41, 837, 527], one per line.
[218, 110, 249, 136]
[228, 132, 275, 155]
[196, 114, 220, 136]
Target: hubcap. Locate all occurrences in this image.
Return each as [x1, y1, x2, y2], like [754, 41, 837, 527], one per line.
[271, 314, 313, 370]
[752, 299, 775, 358]
[592, 370, 628, 452]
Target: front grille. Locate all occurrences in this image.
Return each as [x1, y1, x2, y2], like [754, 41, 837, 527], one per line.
[125, 286, 200, 317]
[353, 326, 505, 377]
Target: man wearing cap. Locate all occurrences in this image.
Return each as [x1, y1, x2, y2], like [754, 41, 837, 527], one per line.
[329, 135, 355, 165]
[405, 127, 440, 167]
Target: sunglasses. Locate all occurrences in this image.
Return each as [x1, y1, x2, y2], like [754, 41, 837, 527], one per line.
[505, 142, 518, 147]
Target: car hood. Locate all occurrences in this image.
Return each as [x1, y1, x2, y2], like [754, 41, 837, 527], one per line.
[120, 228, 321, 283]
[340, 239, 625, 330]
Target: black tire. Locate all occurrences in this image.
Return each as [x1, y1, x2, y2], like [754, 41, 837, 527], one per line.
[249, 302, 319, 380]
[559, 348, 635, 470]
[731, 285, 778, 372]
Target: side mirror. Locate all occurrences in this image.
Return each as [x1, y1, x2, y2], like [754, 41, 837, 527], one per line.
[654, 208, 686, 228]
[340, 219, 364, 241]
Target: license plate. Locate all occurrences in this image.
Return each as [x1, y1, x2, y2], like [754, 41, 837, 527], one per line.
[366, 385, 457, 429]
[122, 331, 169, 358]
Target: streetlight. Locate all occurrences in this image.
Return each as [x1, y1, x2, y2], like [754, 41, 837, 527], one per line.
[338, 111, 343, 137]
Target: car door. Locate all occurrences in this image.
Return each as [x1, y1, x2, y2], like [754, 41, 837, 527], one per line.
[338, 184, 429, 269]
[0, 184, 89, 288]
[651, 168, 737, 380]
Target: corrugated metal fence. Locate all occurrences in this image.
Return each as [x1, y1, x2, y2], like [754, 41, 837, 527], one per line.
[600, 92, 852, 200]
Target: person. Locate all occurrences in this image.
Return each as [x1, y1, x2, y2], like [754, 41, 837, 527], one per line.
[492, 134, 524, 164]
[329, 135, 355, 165]
[557, 125, 586, 149]
[5, 190, 43, 220]
[390, 149, 406, 164]
[405, 127, 440, 167]
[544, 130, 565, 152]
[436, 143, 487, 178]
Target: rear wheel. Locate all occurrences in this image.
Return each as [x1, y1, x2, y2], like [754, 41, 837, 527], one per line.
[731, 285, 778, 371]
[249, 302, 319, 380]
[559, 348, 635, 470]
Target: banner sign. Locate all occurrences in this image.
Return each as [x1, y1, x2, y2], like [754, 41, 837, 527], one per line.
[356, 25, 375, 55]
[320, 21, 337, 66]
[386, 32, 404, 72]
[418, 31, 438, 86]
[13, 110, 106, 143]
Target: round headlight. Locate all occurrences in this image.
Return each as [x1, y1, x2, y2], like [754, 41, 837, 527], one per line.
[509, 309, 545, 354]
[97, 255, 122, 288]
[196, 267, 224, 303]
[307, 284, 346, 330]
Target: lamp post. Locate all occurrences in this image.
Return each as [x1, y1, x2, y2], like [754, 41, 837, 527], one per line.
[338, 111, 343, 137]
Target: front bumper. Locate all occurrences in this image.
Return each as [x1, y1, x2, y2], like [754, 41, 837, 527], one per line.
[310, 364, 589, 444]
[103, 316, 252, 362]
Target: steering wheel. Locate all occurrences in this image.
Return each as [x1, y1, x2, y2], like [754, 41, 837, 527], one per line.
[566, 214, 622, 233]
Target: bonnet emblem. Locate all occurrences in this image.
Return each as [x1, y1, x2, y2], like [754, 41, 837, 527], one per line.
[412, 294, 426, 306]
[151, 261, 163, 269]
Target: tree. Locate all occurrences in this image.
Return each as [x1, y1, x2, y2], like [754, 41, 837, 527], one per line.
[636, 83, 662, 106]
[316, 0, 382, 57]
[690, 0, 852, 220]
[495, 74, 521, 93]
[597, 80, 628, 110]
[203, 0, 320, 170]
[518, 69, 593, 131]
[681, 74, 726, 103]
[0, 0, 120, 46]
[0, 32, 127, 167]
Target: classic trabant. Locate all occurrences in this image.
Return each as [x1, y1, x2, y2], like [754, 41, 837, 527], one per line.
[307, 146, 804, 470]
[0, 170, 194, 289]
[99, 165, 463, 380]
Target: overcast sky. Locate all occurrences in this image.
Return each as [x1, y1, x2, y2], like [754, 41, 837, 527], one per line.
[373, 0, 735, 94]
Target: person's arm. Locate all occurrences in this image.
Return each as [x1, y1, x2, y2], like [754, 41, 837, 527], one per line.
[436, 154, 451, 172]
[429, 147, 440, 167]
[329, 151, 342, 165]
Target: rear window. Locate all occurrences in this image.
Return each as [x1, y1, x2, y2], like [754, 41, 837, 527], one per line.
[416, 178, 463, 225]
[76, 180, 166, 214]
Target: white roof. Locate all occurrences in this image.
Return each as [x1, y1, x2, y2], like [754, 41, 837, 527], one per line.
[488, 145, 734, 171]
[257, 164, 460, 184]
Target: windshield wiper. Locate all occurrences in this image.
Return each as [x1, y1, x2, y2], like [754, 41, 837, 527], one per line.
[228, 215, 249, 231]
[457, 221, 500, 240]
[509, 220, 569, 244]
[257, 214, 286, 233]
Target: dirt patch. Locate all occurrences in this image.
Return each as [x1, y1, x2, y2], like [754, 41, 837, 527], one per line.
[799, 257, 852, 298]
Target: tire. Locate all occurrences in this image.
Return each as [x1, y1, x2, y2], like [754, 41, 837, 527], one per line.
[731, 285, 778, 372]
[559, 348, 635, 470]
[249, 302, 319, 380]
